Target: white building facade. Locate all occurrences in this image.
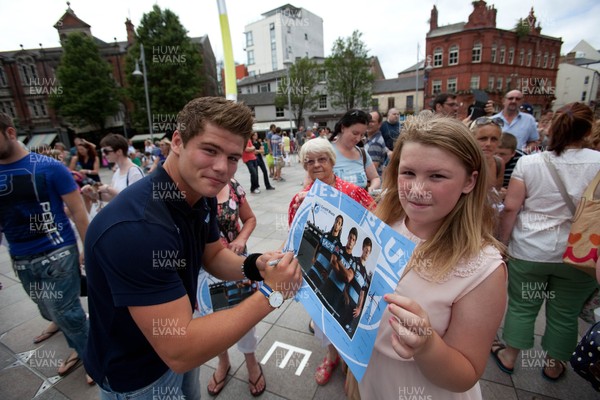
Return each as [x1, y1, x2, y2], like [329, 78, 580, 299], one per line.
[244, 4, 324, 76]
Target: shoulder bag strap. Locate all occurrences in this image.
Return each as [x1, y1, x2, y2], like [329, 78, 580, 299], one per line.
[126, 165, 145, 187]
[358, 147, 366, 166]
[543, 152, 576, 214]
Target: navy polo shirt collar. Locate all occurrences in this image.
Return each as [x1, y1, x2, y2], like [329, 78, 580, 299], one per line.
[153, 165, 210, 216]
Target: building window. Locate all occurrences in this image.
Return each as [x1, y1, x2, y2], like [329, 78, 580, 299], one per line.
[472, 42, 482, 63]
[318, 69, 326, 82]
[496, 77, 503, 90]
[18, 56, 38, 85]
[319, 95, 327, 109]
[508, 47, 515, 65]
[305, 33, 308, 40]
[258, 83, 270, 93]
[245, 31, 253, 47]
[276, 107, 284, 117]
[491, 45, 497, 63]
[470, 76, 480, 90]
[543, 52, 549, 68]
[527, 50, 532, 66]
[247, 50, 255, 65]
[0, 67, 7, 87]
[269, 22, 275, 30]
[550, 53, 556, 69]
[372, 98, 379, 111]
[28, 100, 47, 117]
[488, 76, 494, 90]
[447, 78, 457, 93]
[432, 80, 442, 95]
[287, 26, 291, 34]
[535, 52, 541, 67]
[433, 48, 443, 67]
[584, 76, 590, 85]
[387, 97, 395, 110]
[499, 46, 506, 64]
[581, 91, 587, 101]
[0, 101, 16, 117]
[448, 45, 459, 65]
[519, 49, 524, 66]
[406, 95, 414, 110]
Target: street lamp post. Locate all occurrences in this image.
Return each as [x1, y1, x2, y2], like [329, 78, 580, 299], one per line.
[133, 43, 153, 142]
[283, 59, 294, 133]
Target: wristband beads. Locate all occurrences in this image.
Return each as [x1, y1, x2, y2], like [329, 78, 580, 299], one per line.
[242, 253, 264, 281]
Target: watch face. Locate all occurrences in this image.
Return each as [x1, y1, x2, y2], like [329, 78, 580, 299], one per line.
[269, 291, 284, 308]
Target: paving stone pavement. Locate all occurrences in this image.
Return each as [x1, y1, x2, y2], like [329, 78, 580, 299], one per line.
[0, 154, 597, 399]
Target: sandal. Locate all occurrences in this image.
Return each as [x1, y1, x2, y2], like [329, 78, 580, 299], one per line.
[207, 365, 231, 396]
[33, 326, 60, 344]
[315, 355, 340, 385]
[58, 353, 82, 377]
[490, 340, 514, 375]
[542, 360, 567, 382]
[248, 364, 266, 397]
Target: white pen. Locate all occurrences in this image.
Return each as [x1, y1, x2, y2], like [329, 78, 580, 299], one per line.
[267, 258, 282, 267]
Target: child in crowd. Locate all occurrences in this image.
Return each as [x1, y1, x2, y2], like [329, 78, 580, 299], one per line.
[357, 115, 506, 399]
[495, 132, 524, 191]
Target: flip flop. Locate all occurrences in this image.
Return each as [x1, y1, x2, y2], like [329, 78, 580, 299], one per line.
[249, 364, 266, 397]
[490, 340, 514, 375]
[542, 360, 567, 382]
[207, 365, 231, 396]
[58, 354, 82, 377]
[33, 327, 60, 344]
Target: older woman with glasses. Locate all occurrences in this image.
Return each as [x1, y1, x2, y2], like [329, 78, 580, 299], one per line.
[288, 138, 375, 386]
[470, 117, 505, 190]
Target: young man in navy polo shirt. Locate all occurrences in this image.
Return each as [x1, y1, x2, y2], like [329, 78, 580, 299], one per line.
[84, 97, 302, 399]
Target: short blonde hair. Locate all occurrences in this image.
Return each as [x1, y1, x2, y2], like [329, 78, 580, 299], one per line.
[299, 138, 336, 169]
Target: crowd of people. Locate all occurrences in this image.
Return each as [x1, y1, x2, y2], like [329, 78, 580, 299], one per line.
[0, 89, 599, 399]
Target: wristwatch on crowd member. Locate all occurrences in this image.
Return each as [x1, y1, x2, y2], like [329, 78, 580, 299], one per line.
[259, 282, 284, 308]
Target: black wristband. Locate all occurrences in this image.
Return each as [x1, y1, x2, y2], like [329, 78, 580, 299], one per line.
[243, 253, 264, 281]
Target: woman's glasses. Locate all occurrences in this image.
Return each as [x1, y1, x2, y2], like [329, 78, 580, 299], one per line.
[473, 117, 504, 128]
[303, 157, 329, 167]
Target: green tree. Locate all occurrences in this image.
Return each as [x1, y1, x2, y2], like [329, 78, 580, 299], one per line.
[50, 33, 120, 132]
[324, 30, 374, 110]
[274, 58, 321, 130]
[126, 5, 204, 133]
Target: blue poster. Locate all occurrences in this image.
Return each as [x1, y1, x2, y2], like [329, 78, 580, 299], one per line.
[285, 180, 415, 381]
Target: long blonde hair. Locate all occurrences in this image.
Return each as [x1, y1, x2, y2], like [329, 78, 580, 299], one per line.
[377, 115, 501, 281]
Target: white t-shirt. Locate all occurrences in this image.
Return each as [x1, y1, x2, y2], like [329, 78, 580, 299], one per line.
[508, 149, 600, 262]
[110, 165, 144, 194]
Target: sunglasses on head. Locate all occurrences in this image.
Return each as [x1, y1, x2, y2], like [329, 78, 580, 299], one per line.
[473, 117, 504, 128]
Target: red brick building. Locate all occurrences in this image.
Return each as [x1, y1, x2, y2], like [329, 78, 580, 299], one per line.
[424, 1, 562, 119]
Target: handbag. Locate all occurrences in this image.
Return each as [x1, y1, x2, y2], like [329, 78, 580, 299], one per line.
[570, 320, 600, 392]
[543, 154, 600, 277]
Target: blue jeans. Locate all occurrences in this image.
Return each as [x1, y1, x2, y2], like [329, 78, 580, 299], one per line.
[99, 368, 191, 400]
[12, 245, 88, 356]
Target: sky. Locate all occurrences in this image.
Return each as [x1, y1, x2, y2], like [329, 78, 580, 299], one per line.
[1, 0, 599, 78]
